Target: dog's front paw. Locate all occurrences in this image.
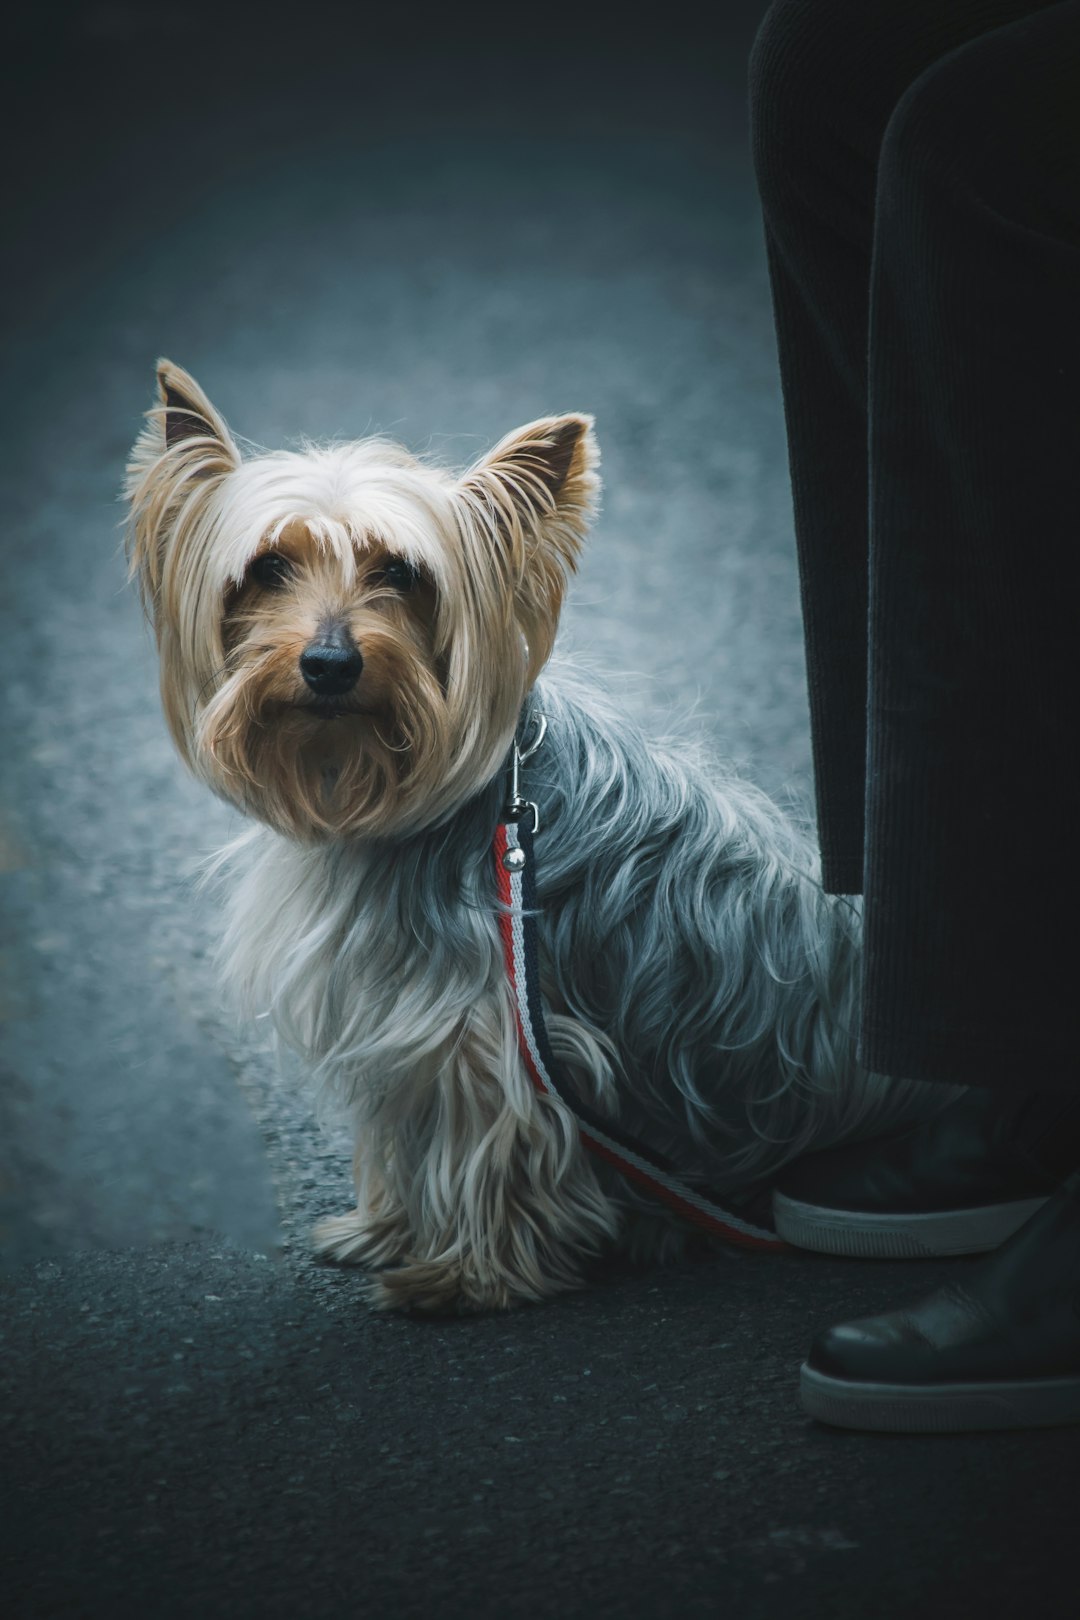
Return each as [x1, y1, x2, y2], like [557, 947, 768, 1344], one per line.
[362, 1256, 554, 1315]
[363, 1258, 475, 1315]
[312, 1208, 409, 1269]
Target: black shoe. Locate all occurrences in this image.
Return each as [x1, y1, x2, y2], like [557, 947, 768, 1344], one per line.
[799, 1171, 1080, 1432]
[772, 1087, 1080, 1258]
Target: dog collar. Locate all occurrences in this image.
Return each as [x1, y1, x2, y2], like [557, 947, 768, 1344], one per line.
[493, 712, 788, 1251]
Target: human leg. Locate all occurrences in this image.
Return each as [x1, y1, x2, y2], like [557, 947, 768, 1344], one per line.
[749, 0, 1053, 894]
[783, 2, 1080, 1427]
[858, 1, 1080, 1091]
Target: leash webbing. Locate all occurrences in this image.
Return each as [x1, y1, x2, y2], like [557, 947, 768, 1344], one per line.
[494, 798, 789, 1252]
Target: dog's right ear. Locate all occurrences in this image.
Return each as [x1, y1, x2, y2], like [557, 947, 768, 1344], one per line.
[155, 359, 239, 455]
[126, 360, 241, 611]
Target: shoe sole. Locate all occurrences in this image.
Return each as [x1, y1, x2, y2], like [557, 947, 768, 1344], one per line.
[772, 1191, 1048, 1258]
[800, 1362, 1080, 1432]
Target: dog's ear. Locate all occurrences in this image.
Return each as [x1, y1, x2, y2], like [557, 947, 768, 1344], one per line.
[460, 414, 598, 554]
[154, 359, 239, 456]
[457, 414, 600, 680]
[126, 360, 241, 611]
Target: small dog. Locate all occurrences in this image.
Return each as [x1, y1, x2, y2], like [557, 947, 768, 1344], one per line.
[127, 360, 933, 1312]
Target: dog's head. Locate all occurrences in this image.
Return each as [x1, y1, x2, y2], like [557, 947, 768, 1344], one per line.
[126, 361, 598, 840]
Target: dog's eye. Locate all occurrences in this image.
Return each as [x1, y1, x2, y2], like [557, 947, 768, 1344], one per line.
[248, 553, 293, 591]
[380, 557, 420, 591]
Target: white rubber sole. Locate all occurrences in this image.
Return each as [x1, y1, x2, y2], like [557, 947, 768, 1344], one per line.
[801, 1362, 1080, 1432]
[772, 1190, 1048, 1258]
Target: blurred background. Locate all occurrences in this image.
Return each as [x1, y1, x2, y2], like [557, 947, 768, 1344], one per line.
[3, 6, 1074, 1618]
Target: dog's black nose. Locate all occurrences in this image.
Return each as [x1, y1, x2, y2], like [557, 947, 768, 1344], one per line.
[300, 634, 364, 697]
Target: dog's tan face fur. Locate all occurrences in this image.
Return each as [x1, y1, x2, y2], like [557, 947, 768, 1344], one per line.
[204, 516, 448, 840]
[126, 361, 599, 840]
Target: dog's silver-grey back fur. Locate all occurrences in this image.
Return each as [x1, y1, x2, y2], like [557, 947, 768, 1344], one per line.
[525, 669, 943, 1191]
[220, 658, 943, 1294]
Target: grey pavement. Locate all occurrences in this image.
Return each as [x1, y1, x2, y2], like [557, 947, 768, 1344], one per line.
[1, 6, 1074, 1617]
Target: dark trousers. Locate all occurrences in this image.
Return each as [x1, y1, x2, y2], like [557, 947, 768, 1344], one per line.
[749, 1, 1080, 1089]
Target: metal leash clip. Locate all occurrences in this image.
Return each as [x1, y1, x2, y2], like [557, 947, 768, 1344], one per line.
[503, 710, 547, 840]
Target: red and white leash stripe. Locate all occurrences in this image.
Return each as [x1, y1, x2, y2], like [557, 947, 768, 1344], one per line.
[494, 810, 788, 1251]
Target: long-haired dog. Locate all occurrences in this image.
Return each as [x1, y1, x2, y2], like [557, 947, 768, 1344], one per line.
[126, 360, 935, 1313]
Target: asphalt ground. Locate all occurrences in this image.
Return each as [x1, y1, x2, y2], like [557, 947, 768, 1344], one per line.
[1, 5, 1076, 1617]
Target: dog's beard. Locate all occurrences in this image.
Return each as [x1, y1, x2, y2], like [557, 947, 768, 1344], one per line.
[196, 639, 451, 840]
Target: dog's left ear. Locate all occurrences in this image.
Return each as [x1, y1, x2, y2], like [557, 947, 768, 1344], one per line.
[457, 414, 600, 680]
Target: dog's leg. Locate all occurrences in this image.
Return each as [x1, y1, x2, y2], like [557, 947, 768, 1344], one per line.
[312, 1145, 413, 1269]
[356, 987, 620, 1314]
[365, 1096, 617, 1314]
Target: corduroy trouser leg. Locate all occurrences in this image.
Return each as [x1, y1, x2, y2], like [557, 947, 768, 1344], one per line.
[749, 0, 1080, 1089]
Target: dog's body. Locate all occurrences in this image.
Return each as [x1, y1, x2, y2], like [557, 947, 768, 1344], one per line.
[128, 361, 937, 1312]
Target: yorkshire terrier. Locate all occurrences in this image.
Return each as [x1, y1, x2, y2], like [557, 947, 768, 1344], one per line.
[126, 360, 934, 1313]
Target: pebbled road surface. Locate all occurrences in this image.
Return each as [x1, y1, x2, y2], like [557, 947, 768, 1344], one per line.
[2, 6, 1075, 1617]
